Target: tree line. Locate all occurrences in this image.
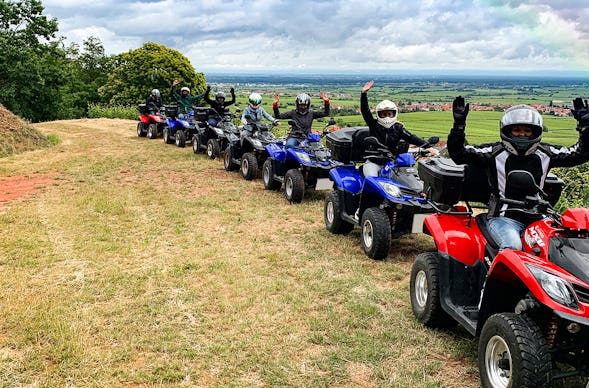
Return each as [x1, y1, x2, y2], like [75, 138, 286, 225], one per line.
[0, 0, 206, 123]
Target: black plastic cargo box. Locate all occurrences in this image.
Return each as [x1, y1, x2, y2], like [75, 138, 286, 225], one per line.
[326, 126, 370, 164]
[164, 104, 178, 117]
[138, 104, 149, 115]
[418, 157, 564, 206]
[194, 107, 209, 122]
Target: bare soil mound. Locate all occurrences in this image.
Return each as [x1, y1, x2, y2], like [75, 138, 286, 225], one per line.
[0, 103, 52, 157]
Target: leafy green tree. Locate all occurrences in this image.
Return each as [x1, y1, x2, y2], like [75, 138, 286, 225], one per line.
[62, 36, 114, 117]
[98, 42, 205, 106]
[0, 0, 68, 122]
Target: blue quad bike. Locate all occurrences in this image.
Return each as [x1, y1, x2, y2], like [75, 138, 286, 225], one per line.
[193, 108, 241, 160]
[223, 120, 279, 180]
[324, 126, 439, 259]
[263, 120, 346, 203]
[162, 105, 199, 148]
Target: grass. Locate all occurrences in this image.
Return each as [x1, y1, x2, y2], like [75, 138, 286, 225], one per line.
[2, 117, 586, 386]
[0, 118, 481, 386]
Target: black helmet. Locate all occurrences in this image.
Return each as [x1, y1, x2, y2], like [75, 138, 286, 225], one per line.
[215, 91, 226, 101]
[500, 105, 543, 156]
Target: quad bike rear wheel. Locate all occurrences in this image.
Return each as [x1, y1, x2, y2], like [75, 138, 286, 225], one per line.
[175, 130, 186, 148]
[262, 159, 281, 191]
[324, 190, 354, 234]
[410, 252, 453, 327]
[224, 147, 238, 171]
[137, 122, 147, 137]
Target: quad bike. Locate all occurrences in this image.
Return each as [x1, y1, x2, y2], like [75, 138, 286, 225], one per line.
[162, 105, 198, 148]
[136, 104, 166, 139]
[193, 108, 241, 159]
[223, 118, 279, 180]
[409, 163, 589, 387]
[263, 119, 346, 203]
[323, 126, 439, 259]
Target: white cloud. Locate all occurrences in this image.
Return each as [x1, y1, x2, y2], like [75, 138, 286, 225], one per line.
[41, 0, 589, 73]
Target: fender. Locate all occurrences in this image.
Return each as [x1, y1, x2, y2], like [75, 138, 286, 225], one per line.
[329, 165, 363, 195]
[395, 153, 416, 167]
[487, 249, 589, 317]
[424, 213, 486, 266]
[138, 115, 150, 124]
[286, 147, 310, 165]
[148, 113, 165, 124]
[265, 143, 285, 162]
[561, 208, 589, 230]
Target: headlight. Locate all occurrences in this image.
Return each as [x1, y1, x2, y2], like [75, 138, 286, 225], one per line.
[295, 152, 311, 163]
[526, 264, 579, 309]
[214, 128, 223, 136]
[252, 139, 262, 148]
[377, 181, 402, 198]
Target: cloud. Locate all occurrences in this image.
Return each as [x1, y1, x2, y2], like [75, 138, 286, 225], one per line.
[42, 0, 589, 73]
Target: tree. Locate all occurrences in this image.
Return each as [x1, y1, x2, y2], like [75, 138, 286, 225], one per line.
[0, 0, 68, 122]
[98, 42, 205, 106]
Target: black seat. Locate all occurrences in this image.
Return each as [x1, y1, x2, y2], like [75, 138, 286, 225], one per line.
[475, 213, 499, 259]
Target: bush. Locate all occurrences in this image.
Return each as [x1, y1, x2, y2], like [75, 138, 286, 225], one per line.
[87, 104, 137, 120]
[552, 165, 589, 210]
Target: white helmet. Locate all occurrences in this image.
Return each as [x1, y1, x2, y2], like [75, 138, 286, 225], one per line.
[248, 93, 262, 109]
[151, 89, 160, 98]
[500, 105, 543, 156]
[296, 93, 311, 115]
[181, 87, 190, 95]
[375, 100, 398, 128]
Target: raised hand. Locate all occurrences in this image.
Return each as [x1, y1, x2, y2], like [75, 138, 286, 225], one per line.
[572, 97, 589, 131]
[319, 91, 329, 102]
[172, 80, 179, 86]
[452, 96, 469, 129]
[362, 80, 374, 93]
[273, 93, 280, 105]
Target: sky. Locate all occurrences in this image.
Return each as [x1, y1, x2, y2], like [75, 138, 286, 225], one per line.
[42, 0, 589, 75]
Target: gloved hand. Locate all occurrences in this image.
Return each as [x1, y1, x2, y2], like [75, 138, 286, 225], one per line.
[230, 87, 235, 94]
[206, 85, 211, 92]
[572, 98, 589, 132]
[452, 96, 469, 131]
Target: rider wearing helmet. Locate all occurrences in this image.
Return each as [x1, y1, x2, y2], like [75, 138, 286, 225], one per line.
[171, 79, 206, 116]
[448, 96, 589, 251]
[361, 80, 438, 177]
[241, 92, 279, 127]
[146, 89, 162, 113]
[204, 85, 236, 126]
[273, 91, 330, 149]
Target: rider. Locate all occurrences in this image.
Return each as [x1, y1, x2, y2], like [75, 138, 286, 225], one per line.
[145, 89, 162, 114]
[361, 80, 438, 177]
[272, 92, 330, 148]
[204, 85, 236, 127]
[171, 80, 205, 119]
[448, 96, 589, 251]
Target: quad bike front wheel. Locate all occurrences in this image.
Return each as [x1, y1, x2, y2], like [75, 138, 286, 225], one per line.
[147, 123, 158, 139]
[241, 153, 258, 180]
[361, 207, 391, 260]
[192, 134, 201, 154]
[175, 131, 186, 148]
[478, 313, 551, 388]
[137, 122, 147, 137]
[324, 190, 354, 234]
[262, 159, 281, 191]
[224, 147, 238, 171]
[284, 169, 305, 203]
[410, 252, 453, 328]
[207, 139, 220, 159]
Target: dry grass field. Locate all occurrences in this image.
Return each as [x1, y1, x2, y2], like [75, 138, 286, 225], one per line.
[0, 118, 481, 386]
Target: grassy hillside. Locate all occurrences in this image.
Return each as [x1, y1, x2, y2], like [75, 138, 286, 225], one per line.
[0, 104, 55, 157]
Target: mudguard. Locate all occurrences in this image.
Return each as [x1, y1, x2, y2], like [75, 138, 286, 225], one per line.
[396, 153, 416, 167]
[265, 143, 285, 162]
[424, 213, 486, 266]
[561, 208, 589, 230]
[486, 249, 589, 317]
[138, 115, 150, 124]
[329, 165, 363, 195]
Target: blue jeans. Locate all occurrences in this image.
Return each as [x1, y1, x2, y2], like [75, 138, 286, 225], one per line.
[286, 137, 300, 149]
[208, 117, 220, 127]
[487, 217, 525, 251]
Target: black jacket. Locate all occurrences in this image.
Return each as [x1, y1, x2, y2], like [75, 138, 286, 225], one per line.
[146, 95, 162, 112]
[448, 128, 589, 220]
[360, 92, 428, 155]
[274, 100, 330, 139]
[204, 89, 236, 116]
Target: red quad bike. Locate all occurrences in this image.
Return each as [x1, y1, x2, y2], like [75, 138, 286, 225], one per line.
[137, 104, 166, 139]
[411, 160, 589, 387]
